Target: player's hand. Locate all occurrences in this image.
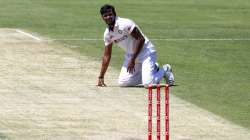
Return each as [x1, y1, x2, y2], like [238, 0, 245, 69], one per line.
[97, 77, 107, 87]
[127, 59, 135, 74]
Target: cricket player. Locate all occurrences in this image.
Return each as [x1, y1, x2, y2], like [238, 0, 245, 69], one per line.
[97, 4, 174, 87]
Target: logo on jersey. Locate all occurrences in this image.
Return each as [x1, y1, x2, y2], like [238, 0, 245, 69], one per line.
[114, 35, 128, 43]
[118, 30, 123, 34]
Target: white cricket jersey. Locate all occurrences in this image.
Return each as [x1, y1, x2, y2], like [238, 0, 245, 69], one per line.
[103, 17, 156, 62]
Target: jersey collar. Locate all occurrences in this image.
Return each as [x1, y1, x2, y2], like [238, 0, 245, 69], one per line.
[108, 17, 119, 32]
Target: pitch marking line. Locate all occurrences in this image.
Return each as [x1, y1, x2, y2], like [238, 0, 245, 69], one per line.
[152, 38, 250, 41]
[16, 29, 41, 41]
[13, 29, 250, 42]
[47, 38, 250, 41]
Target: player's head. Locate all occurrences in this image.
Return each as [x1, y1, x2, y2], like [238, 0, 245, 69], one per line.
[100, 4, 116, 25]
[100, 4, 116, 17]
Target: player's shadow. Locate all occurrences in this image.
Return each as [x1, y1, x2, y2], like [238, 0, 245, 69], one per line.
[109, 84, 178, 89]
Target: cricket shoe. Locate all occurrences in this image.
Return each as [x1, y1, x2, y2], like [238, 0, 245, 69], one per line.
[155, 62, 160, 72]
[163, 64, 175, 86]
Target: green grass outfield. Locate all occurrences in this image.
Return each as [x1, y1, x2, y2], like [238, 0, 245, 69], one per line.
[0, 0, 250, 129]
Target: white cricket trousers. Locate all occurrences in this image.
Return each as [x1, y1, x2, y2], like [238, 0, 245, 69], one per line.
[118, 53, 165, 87]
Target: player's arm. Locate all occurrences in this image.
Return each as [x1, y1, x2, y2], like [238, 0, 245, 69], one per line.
[97, 43, 113, 87]
[127, 27, 145, 73]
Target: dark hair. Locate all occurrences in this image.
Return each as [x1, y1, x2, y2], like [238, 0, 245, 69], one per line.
[100, 4, 116, 16]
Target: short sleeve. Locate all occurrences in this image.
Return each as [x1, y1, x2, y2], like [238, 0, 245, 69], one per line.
[123, 19, 136, 34]
[103, 29, 112, 46]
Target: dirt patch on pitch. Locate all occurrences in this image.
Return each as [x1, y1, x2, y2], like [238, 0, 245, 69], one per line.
[0, 28, 249, 140]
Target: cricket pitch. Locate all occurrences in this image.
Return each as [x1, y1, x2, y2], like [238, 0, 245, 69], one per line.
[0, 29, 249, 140]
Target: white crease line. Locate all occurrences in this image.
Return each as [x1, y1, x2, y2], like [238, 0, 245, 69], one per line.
[12, 30, 250, 42]
[48, 38, 102, 41]
[16, 29, 41, 41]
[152, 38, 250, 41]
[46, 38, 250, 41]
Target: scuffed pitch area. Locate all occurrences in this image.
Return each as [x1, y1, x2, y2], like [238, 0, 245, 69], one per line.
[0, 28, 249, 140]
